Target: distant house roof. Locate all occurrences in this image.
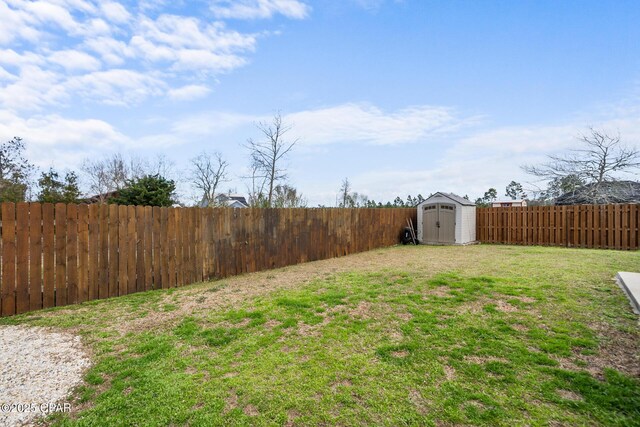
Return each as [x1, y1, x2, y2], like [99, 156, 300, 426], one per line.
[555, 181, 640, 205]
[422, 192, 475, 206]
[224, 199, 248, 208]
[80, 190, 119, 204]
[215, 194, 249, 208]
[197, 194, 249, 208]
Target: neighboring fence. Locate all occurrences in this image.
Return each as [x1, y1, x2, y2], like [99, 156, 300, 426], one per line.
[477, 204, 639, 250]
[0, 203, 415, 317]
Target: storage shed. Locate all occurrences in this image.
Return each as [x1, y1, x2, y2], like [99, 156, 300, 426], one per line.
[417, 192, 476, 245]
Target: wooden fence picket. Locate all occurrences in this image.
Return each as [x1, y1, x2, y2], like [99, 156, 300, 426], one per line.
[1, 203, 16, 316]
[29, 203, 43, 311]
[42, 203, 55, 309]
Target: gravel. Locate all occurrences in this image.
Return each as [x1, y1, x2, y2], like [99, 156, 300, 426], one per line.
[0, 325, 90, 427]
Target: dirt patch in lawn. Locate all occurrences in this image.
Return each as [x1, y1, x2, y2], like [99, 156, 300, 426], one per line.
[348, 301, 374, 319]
[223, 390, 239, 413]
[408, 388, 430, 415]
[264, 319, 282, 329]
[285, 410, 301, 427]
[511, 323, 529, 332]
[331, 379, 353, 390]
[550, 321, 640, 379]
[496, 300, 519, 313]
[557, 389, 583, 401]
[581, 321, 640, 378]
[243, 404, 260, 416]
[444, 365, 456, 381]
[455, 297, 492, 315]
[464, 355, 509, 364]
[423, 286, 453, 298]
[514, 296, 537, 304]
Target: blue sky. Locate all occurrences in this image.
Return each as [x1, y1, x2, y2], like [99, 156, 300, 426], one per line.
[1, 0, 639, 205]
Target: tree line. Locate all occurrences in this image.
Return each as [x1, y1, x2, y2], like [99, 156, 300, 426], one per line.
[0, 113, 309, 208]
[2, 125, 636, 208]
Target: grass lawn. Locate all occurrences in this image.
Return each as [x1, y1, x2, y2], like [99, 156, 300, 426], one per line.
[2, 245, 639, 426]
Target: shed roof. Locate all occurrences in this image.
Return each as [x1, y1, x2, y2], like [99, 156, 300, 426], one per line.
[421, 192, 476, 206]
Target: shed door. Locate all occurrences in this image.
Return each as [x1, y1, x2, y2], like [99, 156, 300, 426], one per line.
[438, 204, 456, 244]
[423, 205, 439, 244]
[422, 204, 456, 244]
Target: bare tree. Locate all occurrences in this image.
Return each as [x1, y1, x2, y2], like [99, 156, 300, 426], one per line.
[244, 160, 267, 207]
[244, 113, 298, 207]
[271, 184, 307, 208]
[338, 177, 351, 207]
[190, 151, 229, 207]
[337, 178, 369, 207]
[149, 154, 175, 179]
[81, 153, 157, 203]
[523, 128, 639, 203]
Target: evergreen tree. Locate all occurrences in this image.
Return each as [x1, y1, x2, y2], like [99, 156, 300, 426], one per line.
[109, 174, 176, 207]
[505, 181, 526, 200]
[62, 172, 81, 203]
[37, 168, 81, 204]
[0, 137, 35, 202]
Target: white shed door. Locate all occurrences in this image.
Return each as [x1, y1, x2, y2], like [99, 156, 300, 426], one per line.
[422, 204, 456, 244]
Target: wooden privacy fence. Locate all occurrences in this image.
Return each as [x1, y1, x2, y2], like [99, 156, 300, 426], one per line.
[0, 203, 415, 317]
[477, 204, 639, 250]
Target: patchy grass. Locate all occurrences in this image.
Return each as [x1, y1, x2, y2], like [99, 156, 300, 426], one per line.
[2, 245, 640, 426]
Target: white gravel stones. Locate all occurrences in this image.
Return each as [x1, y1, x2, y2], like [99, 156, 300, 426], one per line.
[0, 325, 90, 427]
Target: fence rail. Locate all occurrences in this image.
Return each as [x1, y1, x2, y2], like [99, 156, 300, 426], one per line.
[476, 204, 639, 250]
[0, 203, 416, 317]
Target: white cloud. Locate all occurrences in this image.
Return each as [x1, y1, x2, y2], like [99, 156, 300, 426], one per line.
[210, 0, 310, 20]
[83, 36, 133, 65]
[100, 1, 131, 24]
[0, 109, 128, 170]
[285, 103, 479, 146]
[0, 1, 42, 45]
[158, 102, 477, 146]
[168, 84, 211, 101]
[0, 0, 294, 110]
[66, 69, 166, 106]
[0, 49, 45, 68]
[48, 49, 101, 71]
[132, 15, 256, 73]
[24, 1, 79, 32]
[47, 0, 97, 14]
[0, 65, 67, 110]
[452, 125, 578, 156]
[137, 16, 256, 51]
[172, 49, 248, 72]
[74, 17, 113, 37]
